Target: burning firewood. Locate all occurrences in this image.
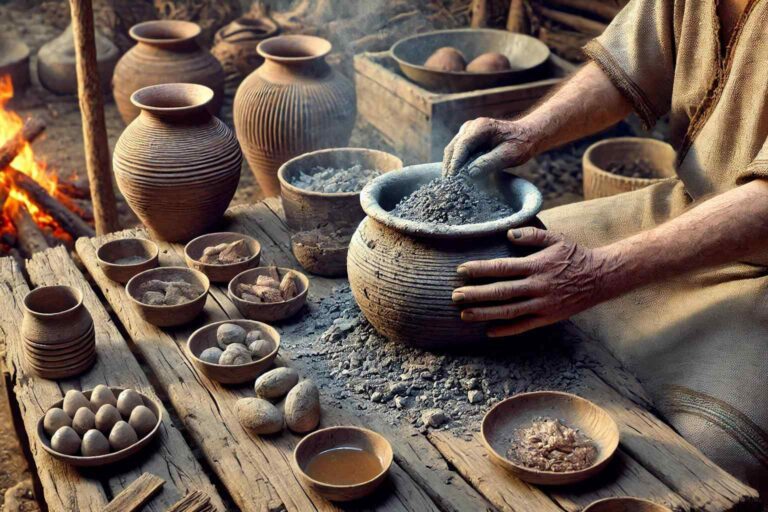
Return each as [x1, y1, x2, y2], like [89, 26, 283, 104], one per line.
[54, 191, 94, 221]
[0, 117, 46, 171]
[8, 201, 49, 256]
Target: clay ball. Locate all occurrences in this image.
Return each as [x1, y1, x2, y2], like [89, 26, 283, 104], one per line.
[217, 323, 247, 349]
[90, 385, 116, 409]
[128, 405, 158, 438]
[245, 330, 263, 344]
[218, 345, 252, 366]
[466, 52, 512, 72]
[109, 421, 138, 451]
[51, 426, 81, 455]
[116, 389, 144, 418]
[81, 429, 110, 457]
[43, 408, 72, 437]
[95, 404, 122, 434]
[248, 338, 273, 359]
[424, 47, 466, 72]
[284, 379, 321, 433]
[254, 367, 299, 400]
[63, 390, 90, 417]
[236, 397, 283, 435]
[72, 407, 96, 437]
[199, 346, 223, 364]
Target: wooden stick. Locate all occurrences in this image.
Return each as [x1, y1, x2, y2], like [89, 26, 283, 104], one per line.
[506, 0, 529, 33]
[9, 203, 49, 256]
[539, 6, 607, 36]
[545, 0, 621, 20]
[68, 0, 120, 235]
[103, 473, 165, 512]
[167, 490, 217, 512]
[54, 191, 94, 221]
[470, 0, 490, 27]
[57, 176, 91, 199]
[0, 118, 46, 171]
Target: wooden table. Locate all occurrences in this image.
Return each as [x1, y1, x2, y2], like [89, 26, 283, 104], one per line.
[0, 199, 760, 511]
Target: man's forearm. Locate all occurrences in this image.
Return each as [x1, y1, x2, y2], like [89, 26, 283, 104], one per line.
[595, 180, 768, 298]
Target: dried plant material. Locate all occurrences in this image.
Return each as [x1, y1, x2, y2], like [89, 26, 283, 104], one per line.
[264, 266, 280, 282]
[255, 275, 279, 288]
[238, 269, 302, 304]
[507, 417, 597, 472]
[138, 279, 203, 306]
[200, 239, 251, 265]
[279, 272, 298, 300]
[237, 283, 283, 303]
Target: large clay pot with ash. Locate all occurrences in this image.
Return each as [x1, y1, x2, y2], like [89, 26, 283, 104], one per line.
[348, 163, 543, 349]
[234, 35, 356, 197]
[113, 20, 225, 124]
[113, 83, 242, 242]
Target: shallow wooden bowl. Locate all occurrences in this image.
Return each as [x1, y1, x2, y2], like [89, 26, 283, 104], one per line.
[228, 267, 309, 322]
[187, 319, 280, 384]
[583, 497, 673, 512]
[293, 426, 393, 502]
[126, 267, 210, 327]
[96, 238, 159, 284]
[481, 391, 619, 485]
[36, 387, 162, 467]
[184, 232, 261, 283]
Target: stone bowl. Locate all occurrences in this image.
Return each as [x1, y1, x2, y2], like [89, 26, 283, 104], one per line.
[391, 29, 550, 92]
[481, 391, 619, 485]
[36, 387, 162, 467]
[0, 37, 30, 92]
[228, 267, 309, 322]
[187, 319, 280, 384]
[96, 238, 159, 284]
[126, 267, 210, 327]
[293, 426, 393, 502]
[184, 232, 262, 283]
[583, 498, 673, 512]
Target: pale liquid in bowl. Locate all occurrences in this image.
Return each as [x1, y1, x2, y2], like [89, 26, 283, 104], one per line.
[304, 447, 383, 485]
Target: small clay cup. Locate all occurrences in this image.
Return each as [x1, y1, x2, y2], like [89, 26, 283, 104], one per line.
[290, 228, 350, 277]
[37, 387, 162, 467]
[481, 391, 619, 485]
[126, 267, 210, 327]
[228, 267, 309, 322]
[97, 238, 159, 284]
[293, 426, 393, 502]
[184, 232, 261, 283]
[22, 286, 93, 345]
[583, 498, 673, 512]
[187, 319, 279, 384]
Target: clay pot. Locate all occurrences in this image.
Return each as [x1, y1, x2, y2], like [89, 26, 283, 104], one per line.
[113, 83, 242, 242]
[113, 20, 225, 124]
[347, 163, 542, 349]
[234, 35, 356, 197]
[211, 16, 279, 82]
[37, 23, 119, 95]
[0, 38, 30, 93]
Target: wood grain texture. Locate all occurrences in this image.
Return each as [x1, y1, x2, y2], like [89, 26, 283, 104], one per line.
[103, 473, 165, 512]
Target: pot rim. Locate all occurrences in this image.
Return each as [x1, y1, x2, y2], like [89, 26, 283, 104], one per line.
[23, 285, 83, 317]
[130, 83, 214, 116]
[130, 20, 201, 46]
[257, 34, 331, 64]
[360, 162, 542, 239]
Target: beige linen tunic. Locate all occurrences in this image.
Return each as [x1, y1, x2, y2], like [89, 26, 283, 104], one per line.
[539, 0, 768, 492]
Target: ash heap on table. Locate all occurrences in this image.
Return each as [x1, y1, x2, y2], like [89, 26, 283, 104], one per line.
[291, 164, 381, 193]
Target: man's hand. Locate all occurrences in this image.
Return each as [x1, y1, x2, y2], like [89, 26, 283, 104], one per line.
[442, 118, 537, 177]
[453, 227, 617, 337]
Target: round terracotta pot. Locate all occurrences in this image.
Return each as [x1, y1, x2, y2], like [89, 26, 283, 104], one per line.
[212, 15, 280, 81]
[113, 20, 225, 124]
[347, 163, 542, 349]
[234, 35, 356, 197]
[21, 285, 93, 345]
[113, 83, 242, 242]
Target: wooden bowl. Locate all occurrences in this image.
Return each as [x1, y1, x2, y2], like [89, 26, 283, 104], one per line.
[184, 232, 261, 283]
[228, 267, 309, 322]
[96, 238, 159, 284]
[36, 387, 162, 467]
[583, 498, 673, 512]
[293, 426, 393, 502]
[187, 319, 279, 384]
[481, 391, 619, 485]
[391, 29, 550, 92]
[126, 267, 209, 327]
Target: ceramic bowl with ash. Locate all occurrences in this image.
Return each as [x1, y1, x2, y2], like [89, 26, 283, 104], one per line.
[347, 162, 542, 348]
[228, 267, 309, 322]
[126, 267, 210, 327]
[36, 387, 162, 467]
[391, 29, 550, 92]
[583, 497, 673, 512]
[290, 227, 351, 278]
[184, 232, 262, 283]
[293, 426, 393, 502]
[96, 238, 159, 284]
[481, 391, 619, 485]
[187, 319, 280, 384]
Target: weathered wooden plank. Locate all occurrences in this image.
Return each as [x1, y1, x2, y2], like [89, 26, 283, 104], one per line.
[0, 251, 226, 512]
[103, 473, 165, 512]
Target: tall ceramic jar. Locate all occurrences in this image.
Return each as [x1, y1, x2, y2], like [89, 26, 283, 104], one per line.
[234, 35, 356, 196]
[113, 20, 225, 124]
[211, 15, 279, 82]
[113, 83, 242, 242]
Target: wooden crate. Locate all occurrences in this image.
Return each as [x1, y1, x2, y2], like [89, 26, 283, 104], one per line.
[354, 51, 576, 164]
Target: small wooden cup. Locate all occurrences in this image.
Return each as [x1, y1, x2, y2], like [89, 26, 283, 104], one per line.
[293, 426, 393, 502]
[481, 391, 619, 485]
[187, 319, 280, 384]
[96, 238, 159, 284]
[228, 267, 309, 322]
[583, 497, 673, 512]
[36, 387, 162, 467]
[184, 232, 262, 283]
[126, 267, 209, 327]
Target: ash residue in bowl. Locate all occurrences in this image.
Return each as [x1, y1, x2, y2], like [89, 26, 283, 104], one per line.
[138, 279, 203, 306]
[391, 174, 514, 225]
[507, 417, 598, 472]
[291, 164, 382, 193]
[605, 159, 657, 179]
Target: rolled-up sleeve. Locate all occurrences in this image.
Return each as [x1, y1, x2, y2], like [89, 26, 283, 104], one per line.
[738, 140, 768, 184]
[583, 0, 676, 128]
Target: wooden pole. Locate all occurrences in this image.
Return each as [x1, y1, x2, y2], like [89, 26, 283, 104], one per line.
[470, 0, 491, 27]
[506, 0, 529, 33]
[68, 0, 120, 235]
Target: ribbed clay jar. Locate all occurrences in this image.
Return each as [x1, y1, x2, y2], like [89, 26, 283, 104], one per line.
[347, 164, 543, 349]
[113, 20, 225, 124]
[113, 83, 242, 242]
[21, 286, 93, 345]
[233, 35, 356, 196]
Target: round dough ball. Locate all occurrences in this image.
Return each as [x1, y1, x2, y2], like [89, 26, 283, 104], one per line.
[90, 385, 116, 409]
[248, 338, 274, 359]
[218, 346, 252, 366]
[424, 47, 466, 72]
[72, 407, 96, 437]
[116, 389, 144, 418]
[216, 323, 247, 349]
[51, 426, 81, 455]
[43, 408, 72, 437]
[284, 380, 321, 433]
[245, 330, 263, 344]
[129, 405, 158, 438]
[95, 404, 122, 434]
[236, 398, 283, 435]
[199, 346, 223, 364]
[81, 429, 110, 456]
[62, 390, 90, 417]
[466, 52, 512, 72]
[109, 421, 138, 451]
[254, 367, 299, 400]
